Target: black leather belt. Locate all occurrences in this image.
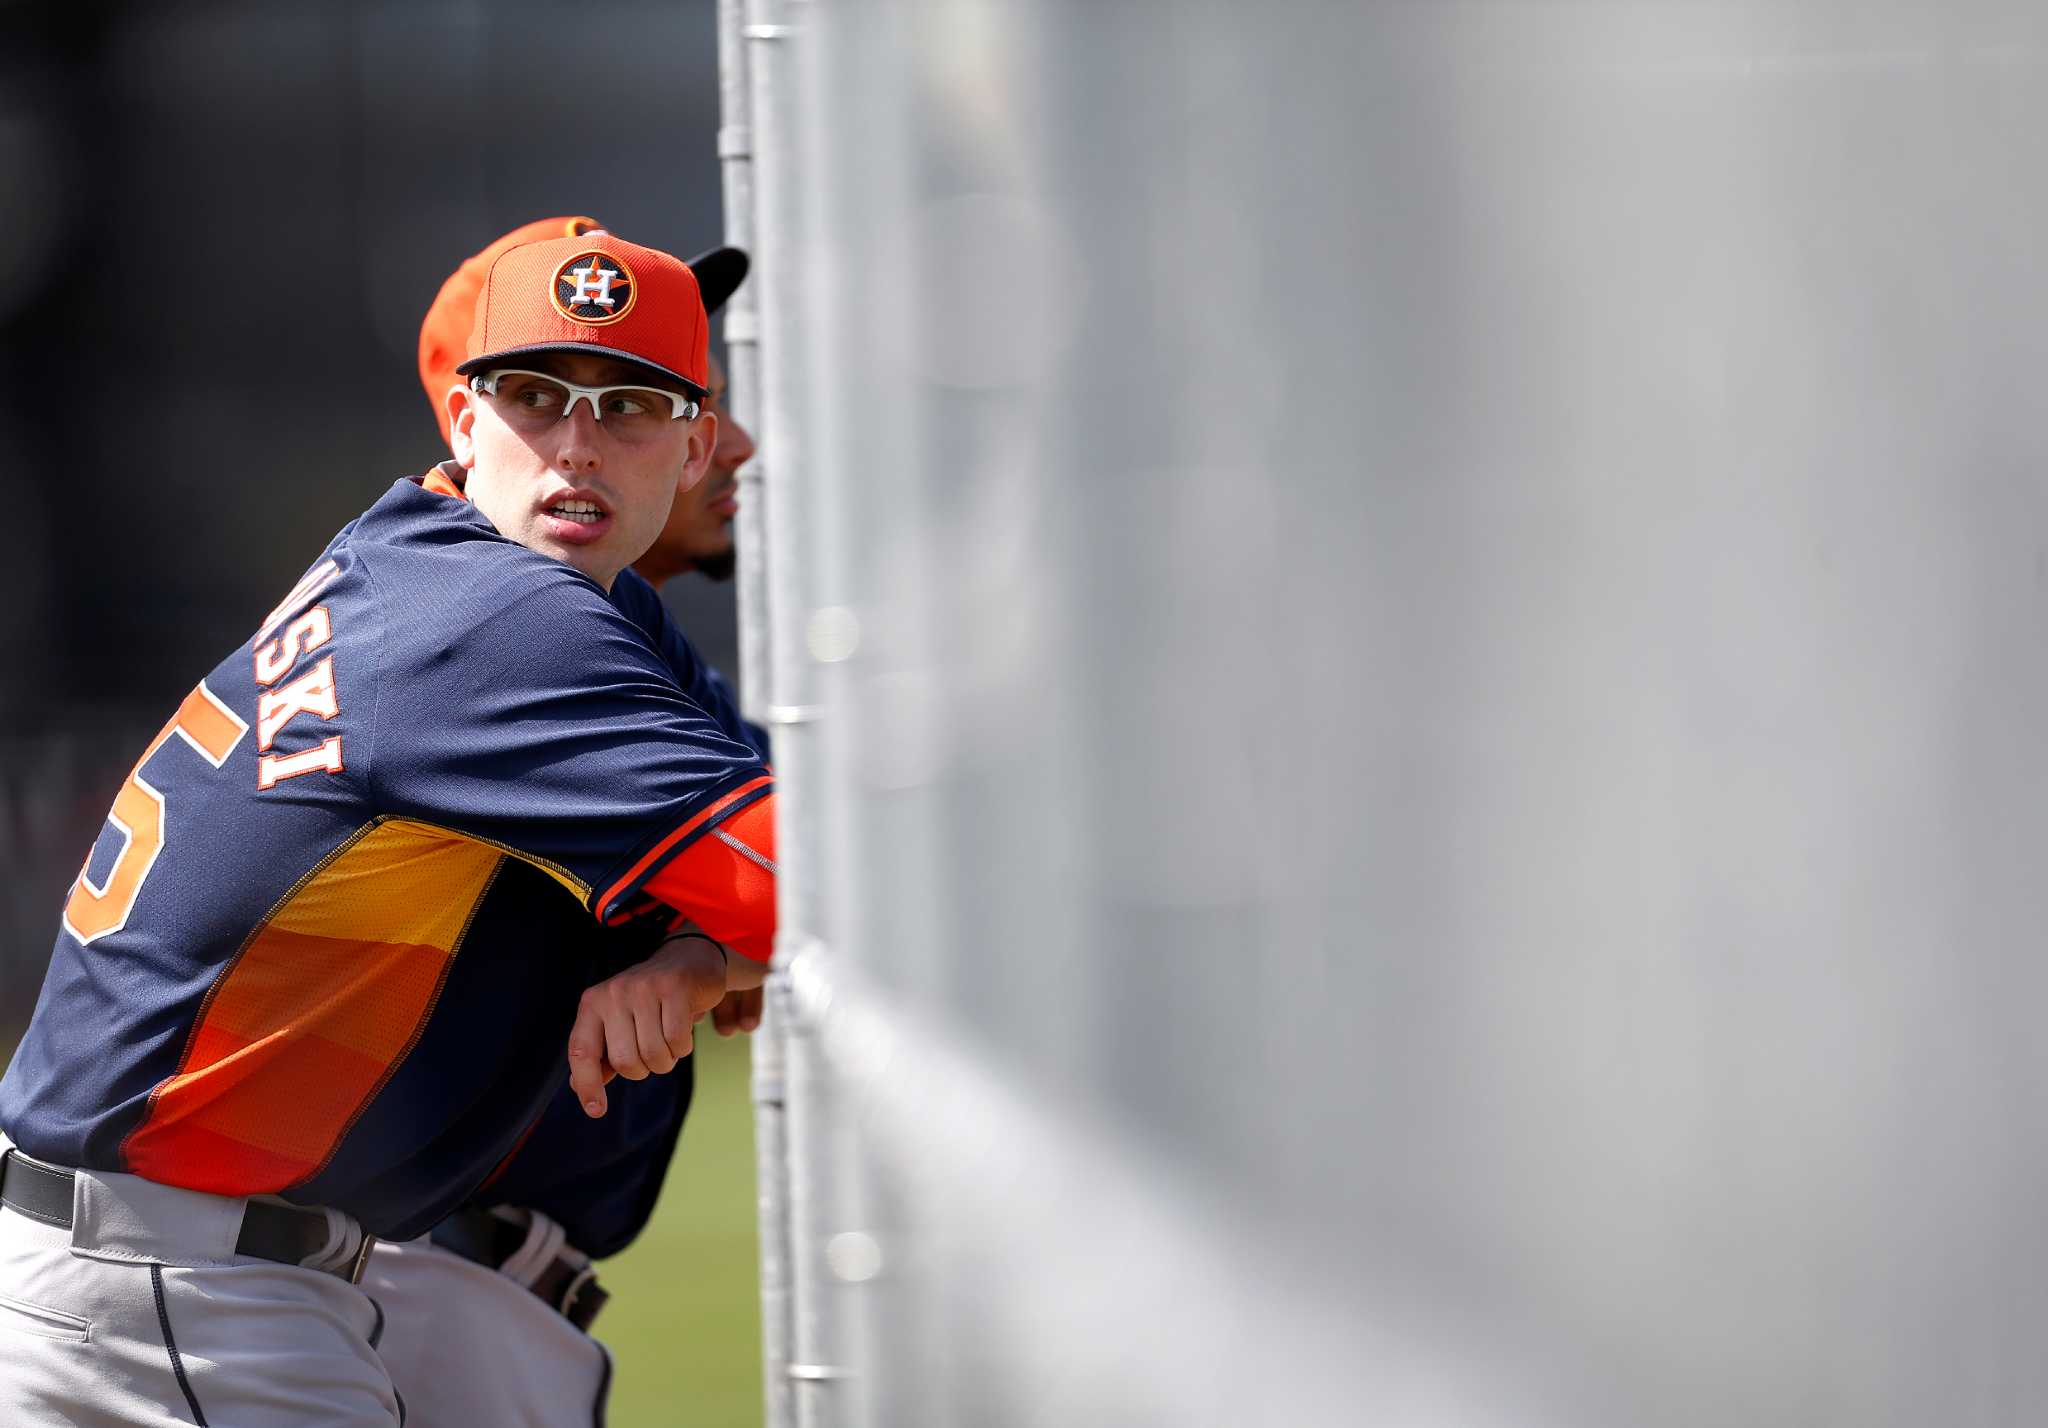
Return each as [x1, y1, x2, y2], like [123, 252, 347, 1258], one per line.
[0, 1150, 376, 1284]
[430, 1206, 609, 1332]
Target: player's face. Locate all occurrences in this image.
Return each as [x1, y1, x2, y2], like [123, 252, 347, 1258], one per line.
[452, 352, 716, 591]
[631, 353, 755, 587]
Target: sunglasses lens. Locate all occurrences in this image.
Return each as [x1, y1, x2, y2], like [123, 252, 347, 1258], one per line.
[483, 372, 692, 432]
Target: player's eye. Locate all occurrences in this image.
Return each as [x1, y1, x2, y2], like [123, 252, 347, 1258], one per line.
[603, 391, 659, 418]
[517, 383, 567, 412]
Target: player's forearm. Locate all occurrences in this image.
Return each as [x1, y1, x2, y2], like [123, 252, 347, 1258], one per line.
[666, 921, 769, 990]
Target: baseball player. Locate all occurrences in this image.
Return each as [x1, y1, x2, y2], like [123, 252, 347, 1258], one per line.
[0, 230, 778, 1427]
[358, 218, 766, 1427]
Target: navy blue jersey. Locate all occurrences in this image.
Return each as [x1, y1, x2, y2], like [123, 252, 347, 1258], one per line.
[609, 569, 771, 761]
[475, 900, 697, 1259]
[0, 477, 773, 1240]
[484, 1060, 695, 1259]
[470, 568, 769, 1255]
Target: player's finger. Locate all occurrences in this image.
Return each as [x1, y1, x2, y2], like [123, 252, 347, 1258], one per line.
[661, 988, 699, 1059]
[714, 986, 761, 1035]
[567, 1008, 610, 1118]
[604, 1006, 649, 1081]
[711, 988, 755, 1037]
[634, 998, 680, 1076]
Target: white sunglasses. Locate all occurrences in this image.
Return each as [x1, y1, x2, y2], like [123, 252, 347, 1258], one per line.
[470, 368, 702, 423]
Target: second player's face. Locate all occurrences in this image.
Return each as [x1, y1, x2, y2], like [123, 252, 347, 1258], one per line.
[632, 353, 756, 586]
[453, 352, 716, 590]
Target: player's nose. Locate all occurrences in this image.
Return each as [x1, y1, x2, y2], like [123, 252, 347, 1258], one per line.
[555, 405, 603, 473]
[717, 412, 756, 472]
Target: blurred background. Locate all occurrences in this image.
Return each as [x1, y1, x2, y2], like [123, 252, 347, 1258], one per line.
[762, 3, 2048, 1425]
[0, 2, 759, 1423]
[0, 0, 745, 955]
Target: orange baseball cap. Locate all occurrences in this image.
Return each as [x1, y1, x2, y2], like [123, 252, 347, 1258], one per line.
[459, 231, 710, 401]
[420, 220, 751, 445]
[419, 217, 602, 445]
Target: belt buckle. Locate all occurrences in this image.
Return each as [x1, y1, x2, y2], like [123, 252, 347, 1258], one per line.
[348, 1233, 379, 1285]
[558, 1264, 608, 1331]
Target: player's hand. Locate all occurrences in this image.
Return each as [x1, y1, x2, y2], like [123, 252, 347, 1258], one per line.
[566, 931, 730, 1118]
[711, 985, 764, 1037]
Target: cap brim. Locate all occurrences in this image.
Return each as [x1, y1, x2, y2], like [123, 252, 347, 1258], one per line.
[455, 343, 709, 400]
[685, 246, 750, 318]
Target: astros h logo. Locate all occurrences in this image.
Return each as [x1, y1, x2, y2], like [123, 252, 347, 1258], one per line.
[552, 251, 637, 326]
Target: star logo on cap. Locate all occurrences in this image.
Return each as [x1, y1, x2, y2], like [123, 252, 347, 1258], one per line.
[552, 251, 637, 326]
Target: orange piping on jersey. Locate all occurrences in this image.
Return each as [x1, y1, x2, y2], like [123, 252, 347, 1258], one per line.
[477, 1115, 545, 1196]
[595, 774, 773, 915]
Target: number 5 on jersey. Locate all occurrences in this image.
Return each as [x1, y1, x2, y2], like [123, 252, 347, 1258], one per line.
[62, 684, 248, 946]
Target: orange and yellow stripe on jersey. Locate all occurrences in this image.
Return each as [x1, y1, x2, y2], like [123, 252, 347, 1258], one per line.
[122, 821, 502, 1192]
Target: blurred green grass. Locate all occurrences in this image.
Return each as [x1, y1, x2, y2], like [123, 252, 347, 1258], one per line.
[595, 1030, 764, 1428]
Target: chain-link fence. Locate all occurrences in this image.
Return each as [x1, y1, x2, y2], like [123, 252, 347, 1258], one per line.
[737, 4, 2048, 1425]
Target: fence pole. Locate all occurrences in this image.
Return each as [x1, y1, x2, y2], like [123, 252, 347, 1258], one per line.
[740, 0, 840, 1425]
[716, 4, 797, 1427]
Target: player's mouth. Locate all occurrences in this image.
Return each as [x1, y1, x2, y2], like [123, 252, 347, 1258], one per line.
[538, 491, 614, 544]
[707, 480, 739, 518]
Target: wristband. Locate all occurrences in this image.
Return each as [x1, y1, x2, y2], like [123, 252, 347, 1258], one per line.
[671, 929, 730, 974]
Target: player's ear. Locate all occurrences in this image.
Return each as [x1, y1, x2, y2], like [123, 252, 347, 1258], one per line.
[447, 383, 478, 469]
[675, 409, 718, 493]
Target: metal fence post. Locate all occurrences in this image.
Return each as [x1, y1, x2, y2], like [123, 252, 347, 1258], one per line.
[717, 4, 797, 1427]
[736, 0, 839, 1425]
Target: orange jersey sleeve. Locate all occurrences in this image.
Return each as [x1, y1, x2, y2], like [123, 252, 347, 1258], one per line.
[640, 794, 777, 962]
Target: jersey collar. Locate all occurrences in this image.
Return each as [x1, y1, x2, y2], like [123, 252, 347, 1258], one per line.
[421, 462, 467, 501]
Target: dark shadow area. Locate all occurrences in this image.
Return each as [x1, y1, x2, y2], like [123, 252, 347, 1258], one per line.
[1, 0, 739, 984]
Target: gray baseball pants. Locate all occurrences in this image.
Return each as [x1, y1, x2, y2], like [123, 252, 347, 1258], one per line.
[0, 1135, 400, 1427]
[363, 1218, 612, 1427]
